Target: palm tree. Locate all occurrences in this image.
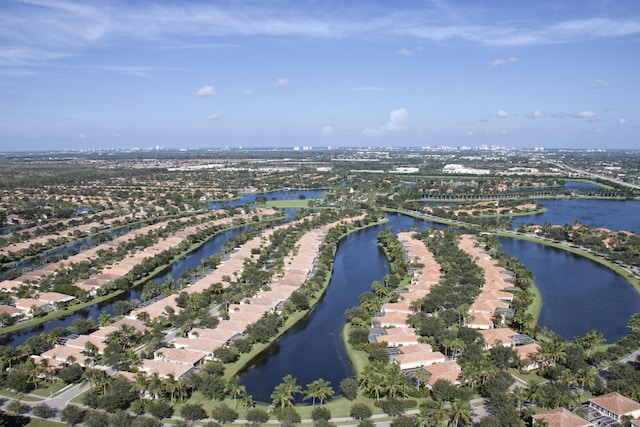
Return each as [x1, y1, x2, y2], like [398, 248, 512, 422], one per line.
[82, 368, 110, 395]
[130, 372, 148, 400]
[239, 389, 255, 414]
[477, 357, 496, 385]
[271, 383, 295, 409]
[282, 374, 301, 399]
[448, 398, 472, 426]
[175, 378, 190, 402]
[225, 376, 246, 409]
[303, 379, 334, 407]
[539, 333, 566, 366]
[510, 386, 528, 411]
[583, 330, 605, 357]
[359, 367, 385, 401]
[164, 374, 178, 404]
[385, 364, 410, 399]
[98, 312, 113, 327]
[37, 358, 52, 386]
[417, 398, 448, 427]
[148, 372, 164, 400]
[574, 368, 596, 401]
[628, 313, 640, 333]
[526, 380, 544, 407]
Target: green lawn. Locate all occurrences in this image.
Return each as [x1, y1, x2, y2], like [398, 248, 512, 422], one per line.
[30, 381, 68, 398]
[26, 419, 67, 427]
[263, 199, 312, 208]
[0, 389, 43, 402]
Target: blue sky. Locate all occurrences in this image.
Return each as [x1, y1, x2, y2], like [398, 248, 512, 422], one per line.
[1, 0, 639, 151]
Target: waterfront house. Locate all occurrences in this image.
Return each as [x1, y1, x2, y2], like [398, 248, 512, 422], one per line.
[589, 392, 640, 423]
[533, 407, 593, 427]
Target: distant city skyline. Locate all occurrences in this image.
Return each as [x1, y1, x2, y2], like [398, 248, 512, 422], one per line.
[1, 0, 639, 151]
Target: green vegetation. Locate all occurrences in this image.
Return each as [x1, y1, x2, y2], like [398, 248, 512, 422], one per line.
[1, 148, 639, 426]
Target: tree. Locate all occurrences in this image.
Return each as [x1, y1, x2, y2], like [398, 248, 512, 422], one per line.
[130, 372, 149, 400]
[628, 313, 640, 333]
[311, 406, 332, 422]
[271, 374, 301, 409]
[85, 409, 111, 427]
[131, 416, 161, 427]
[246, 408, 270, 425]
[417, 398, 448, 427]
[340, 377, 359, 401]
[392, 416, 419, 427]
[31, 402, 54, 419]
[304, 378, 335, 407]
[489, 345, 519, 370]
[6, 400, 29, 415]
[225, 376, 245, 409]
[147, 372, 164, 400]
[60, 405, 85, 426]
[211, 403, 238, 424]
[350, 403, 372, 420]
[181, 403, 208, 422]
[448, 398, 472, 427]
[276, 406, 301, 425]
[359, 363, 386, 401]
[382, 398, 405, 417]
[5, 365, 34, 394]
[198, 371, 226, 400]
[99, 375, 136, 412]
[110, 410, 134, 427]
[147, 400, 173, 419]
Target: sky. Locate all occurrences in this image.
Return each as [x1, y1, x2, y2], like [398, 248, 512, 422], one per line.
[1, 0, 639, 151]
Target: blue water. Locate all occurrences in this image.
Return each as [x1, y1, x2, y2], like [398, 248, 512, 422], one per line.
[513, 199, 640, 233]
[498, 237, 640, 342]
[237, 213, 442, 402]
[0, 227, 249, 347]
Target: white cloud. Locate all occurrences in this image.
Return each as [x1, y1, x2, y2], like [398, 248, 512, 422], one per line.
[496, 110, 509, 118]
[241, 89, 255, 96]
[532, 110, 544, 118]
[489, 56, 517, 68]
[196, 85, 216, 97]
[396, 47, 413, 56]
[363, 108, 408, 137]
[3, 2, 640, 70]
[618, 118, 626, 126]
[322, 126, 333, 135]
[208, 112, 226, 120]
[276, 77, 288, 88]
[577, 111, 597, 118]
[79, 133, 87, 139]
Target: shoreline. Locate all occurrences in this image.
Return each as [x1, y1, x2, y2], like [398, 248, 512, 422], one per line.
[0, 215, 284, 338]
[223, 216, 389, 382]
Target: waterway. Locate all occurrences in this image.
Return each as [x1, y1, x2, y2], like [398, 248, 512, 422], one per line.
[497, 237, 640, 342]
[0, 226, 250, 348]
[512, 199, 640, 233]
[2, 192, 639, 405]
[238, 207, 639, 402]
[238, 213, 442, 402]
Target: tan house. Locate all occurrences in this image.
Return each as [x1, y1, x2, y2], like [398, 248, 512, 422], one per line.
[589, 392, 640, 422]
[392, 344, 446, 370]
[533, 407, 593, 427]
[426, 361, 462, 386]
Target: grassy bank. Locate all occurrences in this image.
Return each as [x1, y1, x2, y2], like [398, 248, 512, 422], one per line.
[494, 231, 640, 294]
[222, 216, 388, 381]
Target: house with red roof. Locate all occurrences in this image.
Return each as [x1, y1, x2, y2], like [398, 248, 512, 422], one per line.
[589, 392, 640, 422]
[533, 407, 593, 427]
